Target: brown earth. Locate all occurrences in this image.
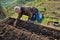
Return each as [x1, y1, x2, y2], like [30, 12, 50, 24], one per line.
[0, 24, 51, 40]
[0, 17, 60, 40]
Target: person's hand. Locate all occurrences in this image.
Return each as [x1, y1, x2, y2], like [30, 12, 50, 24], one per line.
[13, 20, 17, 27]
[13, 21, 16, 27]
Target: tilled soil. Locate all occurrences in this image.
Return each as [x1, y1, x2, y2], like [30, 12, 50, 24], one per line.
[0, 17, 60, 40]
[0, 24, 53, 40]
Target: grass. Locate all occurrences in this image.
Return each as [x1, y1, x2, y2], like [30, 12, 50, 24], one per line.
[11, 13, 28, 20]
[1, 0, 60, 28]
[41, 16, 60, 25]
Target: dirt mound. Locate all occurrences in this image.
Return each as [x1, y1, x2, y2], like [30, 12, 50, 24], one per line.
[4, 17, 60, 39]
[0, 17, 60, 40]
[0, 24, 52, 40]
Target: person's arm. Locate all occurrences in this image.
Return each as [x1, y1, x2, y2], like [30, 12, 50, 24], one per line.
[13, 13, 22, 27]
[28, 7, 36, 20]
[28, 12, 33, 20]
[15, 15, 21, 23]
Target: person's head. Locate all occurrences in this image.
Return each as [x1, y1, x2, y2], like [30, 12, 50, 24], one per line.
[14, 6, 21, 14]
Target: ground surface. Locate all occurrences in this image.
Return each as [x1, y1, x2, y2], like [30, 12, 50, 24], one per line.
[0, 17, 60, 40]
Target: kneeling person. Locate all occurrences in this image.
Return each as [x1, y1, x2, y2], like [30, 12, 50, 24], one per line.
[13, 6, 44, 26]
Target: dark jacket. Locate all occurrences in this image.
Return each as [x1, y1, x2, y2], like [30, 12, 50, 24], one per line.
[17, 6, 37, 20]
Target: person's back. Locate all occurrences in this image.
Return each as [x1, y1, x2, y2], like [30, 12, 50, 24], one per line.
[21, 6, 36, 16]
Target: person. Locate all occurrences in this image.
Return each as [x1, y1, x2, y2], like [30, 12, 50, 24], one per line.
[13, 6, 44, 27]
